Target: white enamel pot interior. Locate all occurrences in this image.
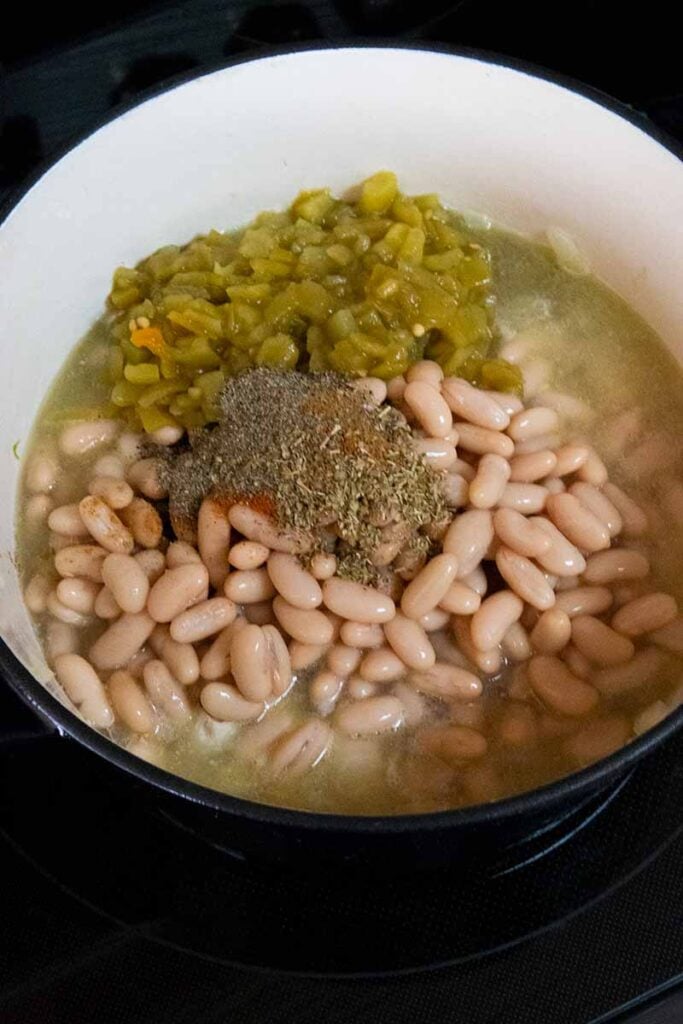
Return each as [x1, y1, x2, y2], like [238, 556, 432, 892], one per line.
[0, 46, 682, 811]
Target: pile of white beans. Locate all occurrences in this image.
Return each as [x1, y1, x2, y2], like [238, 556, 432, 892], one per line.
[21, 360, 683, 807]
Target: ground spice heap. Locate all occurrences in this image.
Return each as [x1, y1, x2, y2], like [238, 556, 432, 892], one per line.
[161, 368, 446, 583]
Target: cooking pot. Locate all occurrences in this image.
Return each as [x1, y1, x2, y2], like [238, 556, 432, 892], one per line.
[1, 46, 681, 869]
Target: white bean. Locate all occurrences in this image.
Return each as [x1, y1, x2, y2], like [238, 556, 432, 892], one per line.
[150, 623, 202, 685]
[514, 432, 561, 456]
[143, 660, 191, 724]
[267, 553, 322, 610]
[493, 507, 551, 559]
[310, 670, 345, 715]
[147, 564, 209, 623]
[119, 498, 163, 550]
[347, 676, 378, 700]
[244, 601, 276, 626]
[93, 454, 125, 480]
[451, 457, 477, 482]
[602, 483, 648, 537]
[529, 608, 572, 654]
[198, 624, 235, 681]
[565, 717, 631, 765]
[406, 361, 443, 386]
[483, 390, 524, 416]
[230, 622, 286, 701]
[339, 621, 384, 648]
[335, 695, 404, 736]
[127, 458, 167, 500]
[400, 553, 459, 620]
[530, 517, 587, 577]
[94, 586, 121, 620]
[310, 552, 337, 580]
[543, 476, 566, 495]
[592, 648, 663, 695]
[134, 549, 166, 584]
[509, 450, 558, 482]
[56, 577, 100, 615]
[414, 438, 458, 469]
[439, 581, 481, 615]
[611, 593, 677, 637]
[269, 719, 332, 776]
[404, 380, 453, 438]
[648, 617, 683, 654]
[46, 621, 78, 662]
[48, 504, 89, 537]
[109, 670, 155, 733]
[471, 590, 523, 651]
[88, 476, 134, 510]
[569, 482, 622, 538]
[546, 493, 611, 552]
[227, 504, 310, 554]
[443, 510, 493, 578]
[633, 701, 669, 736]
[26, 453, 59, 494]
[495, 547, 556, 610]
[410, 662, 482, 701]
[78, 496, 134, 554]
[497, 483, 548, 515]
[418, 607, 451, 633]
[289, 640, 327, 671]
[441, 378, 510, 430]
[170, 597, 237, 644]
[359, 647, 406, 683]
[562, 643, 592, 680]
[553, 444, 589, 477]
[577, 448, 608, 486]
[47, 591, 90, 626]
[507, 407, 559, 442]
[26, 494, 54, 528]
[322, 577, 395, 623]
[451, 615, 502, 674]
[501, 620, 532, 662]
[197, 497, 231, 590]
[200, 681, 263, 722]
[54, 653, 114, 728]
[455, 423, 514, 458]
[582, 549, 650, 584]
[60, 420, 119, 457]
[571, 615, 635, 665]
[89, 611, 155, 670]
[147, 424, 184, 446]
[327, 644, 363, 677]
[351, 376, 387, 404]
[528, 655, 599, 716]
[273, 597, 335, 646]
[419, 724, 487, 763]
[469, 454, 511, 509]
[442, 473, 470, 508]
[554, 586, 614, 618]
[229, 541, 270, 570]
[101, 553, 150, 614]
[166, 541, 201, 568]
[224, 568, 276, 604]
[24, 573, 51, 614]
[118, 432, 143, 463]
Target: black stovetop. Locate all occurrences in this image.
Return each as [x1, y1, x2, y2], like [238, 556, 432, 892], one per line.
[1, 4, 682, 1021]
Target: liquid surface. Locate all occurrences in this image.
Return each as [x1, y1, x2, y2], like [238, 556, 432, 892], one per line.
[16, 220, 683, 815]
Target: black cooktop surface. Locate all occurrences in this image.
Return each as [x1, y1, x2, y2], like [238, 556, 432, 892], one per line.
[1, 3, 682, 1021]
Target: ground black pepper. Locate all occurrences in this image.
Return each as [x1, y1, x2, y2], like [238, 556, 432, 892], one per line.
[159, 368, 446, 582]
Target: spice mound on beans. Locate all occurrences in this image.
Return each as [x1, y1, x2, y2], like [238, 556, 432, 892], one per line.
[158, 367, 446, 585]
[23, 357, 683, 811]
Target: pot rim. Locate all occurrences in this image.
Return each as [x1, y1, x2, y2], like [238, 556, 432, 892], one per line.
[2, 41, 682, 834]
